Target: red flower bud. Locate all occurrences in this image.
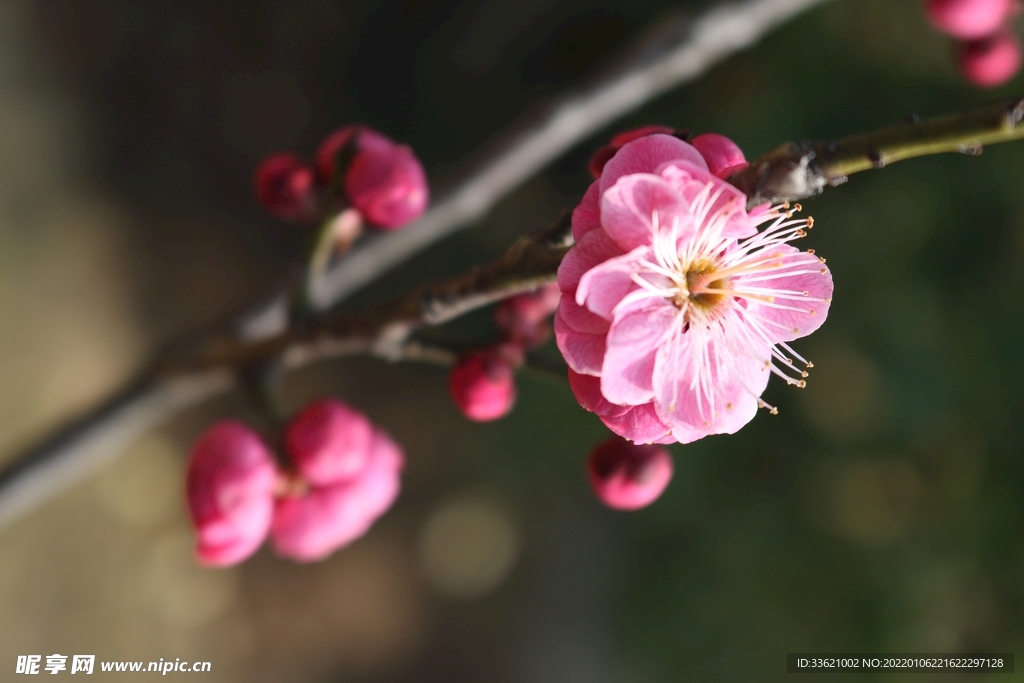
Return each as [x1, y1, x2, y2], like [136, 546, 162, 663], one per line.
[448, 351, 518, 422]
[315, 125, 429, 230]
[254, 153, 317, 222]
[958, 30, 1023, 86]
[691, 133, 749, 179]
[495, 283, 561, 347]
[587, 437, 673, 510]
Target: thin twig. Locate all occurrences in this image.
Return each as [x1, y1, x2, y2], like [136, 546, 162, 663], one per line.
[730, 97, 1024, 206]
[166, 214, 572, 373]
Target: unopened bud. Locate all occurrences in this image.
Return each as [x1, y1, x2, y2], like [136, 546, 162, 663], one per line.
[284, 399, 374, 487]
[186, 421, 277, 567]
[691, 133, 750, 179]
[958, 30, 1023, 86]
[315, 125, 429, 230]
[448, 351, 518, 422]
[587, 437, 673, 510]
[254, 153, 317, 222]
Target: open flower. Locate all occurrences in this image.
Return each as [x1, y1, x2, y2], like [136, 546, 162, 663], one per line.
[556, 133, 833, 444]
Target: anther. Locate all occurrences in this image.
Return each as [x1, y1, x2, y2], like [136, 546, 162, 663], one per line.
[796, 380, 807, 388]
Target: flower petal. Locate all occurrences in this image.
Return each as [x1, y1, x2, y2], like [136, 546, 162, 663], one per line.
[652, 330, 771, 438]
[599, 402, 673, 444]
[599, 134, 708, 194]
[557, 227, 622, 294]
[658, 161, 756, 240]
[737, 244, 833, 343]
[600, 296, 677, 405]
[601, 174, 694, 252]
[554, 309, 606, 376]
[559, 294, 611, 335]
[572, 181, 602, 241]
[576, 246, 650, 320]
[568, 369, 631, 418]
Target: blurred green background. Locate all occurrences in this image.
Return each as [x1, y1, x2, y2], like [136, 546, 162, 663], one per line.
[0, 0, 1023, 680]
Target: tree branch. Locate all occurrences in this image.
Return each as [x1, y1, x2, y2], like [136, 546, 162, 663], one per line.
[729, 97, 1024, 206]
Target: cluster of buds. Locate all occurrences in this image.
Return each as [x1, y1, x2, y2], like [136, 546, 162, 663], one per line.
[923, 0, 1022, 86]
[254, 125, 429, 233]
[448, 284, 561, 422]
[185, 399, 403, 566]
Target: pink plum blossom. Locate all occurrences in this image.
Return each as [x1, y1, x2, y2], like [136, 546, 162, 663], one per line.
[924, 0, 1018, 39]
[270, 413, 401, 565]
[186, 421, 278, 567]
[495, 283, 561, 347]
[449, 349, 519, 422]
[587, 437, 674, 510]
[958, 31, 1023, 86]
[315, 125, 429, 230]
[556, 133, 833, 444]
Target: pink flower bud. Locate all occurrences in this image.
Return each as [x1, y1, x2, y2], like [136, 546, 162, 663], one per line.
[186, 421, 278, 567]
[315, 125, 429, 230]
[587, 437, 673, 510]
[495, 283, 561, 346]
[254, 153, 317, 222]
[924, 0, 1017, 39]
[691, 133, 750, 179]
[958, 31, 1023, 86]
[271, 429, 404, 562]
[284, 398, 374, 487]
[448, 351, 518, 422]
[589, 125, 677, 179]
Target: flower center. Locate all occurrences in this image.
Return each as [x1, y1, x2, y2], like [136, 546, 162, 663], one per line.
[675, 259, 727, 311]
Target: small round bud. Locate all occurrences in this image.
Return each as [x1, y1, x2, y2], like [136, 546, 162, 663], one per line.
[587, 437, 673, 510]
[691, 133, 750, 179]
[284, 399, 374, 487]
[448, 351, 518, 422]
[589, 125, 676, 179]
[924, 0, 1017, 39]
[186, 421, 278, 567]
[958, 31, 1023, 86]
[494, 283, 561, 347]
[254, 153, 316, 222]
[271, 429, 404, 562]
[315, 125, 429, 230]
